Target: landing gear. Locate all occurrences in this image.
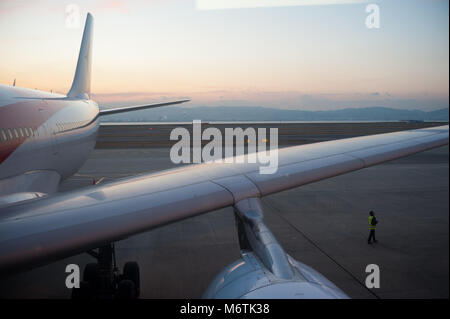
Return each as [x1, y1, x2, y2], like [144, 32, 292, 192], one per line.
[71, 243, 140, 299]
[123, 261, 140, 297]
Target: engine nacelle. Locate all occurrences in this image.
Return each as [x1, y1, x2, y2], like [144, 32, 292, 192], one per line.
[203, 197, 349, 299]
[203, 251, 348, 298]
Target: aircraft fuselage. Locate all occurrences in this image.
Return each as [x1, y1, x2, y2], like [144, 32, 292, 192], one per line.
[0, 84, 99, 189]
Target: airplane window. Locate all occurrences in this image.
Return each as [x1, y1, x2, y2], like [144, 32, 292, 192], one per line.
[1, 129, 6, 141]
[19, 128, 24, 138]
[24, 128, 29, 137]
[7, 129, 13, 139]
[13, 128, 19, 139]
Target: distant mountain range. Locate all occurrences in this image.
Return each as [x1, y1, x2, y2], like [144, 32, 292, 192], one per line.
[100, 106, 449, 122]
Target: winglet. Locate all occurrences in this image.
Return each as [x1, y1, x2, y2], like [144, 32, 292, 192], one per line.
[67, 13, 94, 99]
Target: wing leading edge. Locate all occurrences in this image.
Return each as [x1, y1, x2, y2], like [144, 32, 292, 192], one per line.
[0, 125, 448, 273]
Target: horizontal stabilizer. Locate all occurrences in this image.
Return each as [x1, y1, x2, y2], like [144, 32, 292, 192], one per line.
[99, 99, 190, 116]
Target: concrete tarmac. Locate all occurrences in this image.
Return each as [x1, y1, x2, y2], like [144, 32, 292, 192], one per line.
[0, 123, 448, 299]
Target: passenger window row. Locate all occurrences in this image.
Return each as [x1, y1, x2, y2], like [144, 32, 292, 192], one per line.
[0, 127, 36, 142]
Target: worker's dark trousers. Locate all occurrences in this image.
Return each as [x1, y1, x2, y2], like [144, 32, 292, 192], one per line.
[368, 230, 376, 243]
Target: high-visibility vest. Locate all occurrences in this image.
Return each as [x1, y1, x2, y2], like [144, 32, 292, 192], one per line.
[369, 216, 376, 230]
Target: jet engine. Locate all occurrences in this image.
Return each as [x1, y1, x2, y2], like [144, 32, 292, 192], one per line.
[202, 198, 349, 299]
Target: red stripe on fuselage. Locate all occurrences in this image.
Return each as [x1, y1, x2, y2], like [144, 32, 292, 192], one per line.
[0, 99, 67, 164]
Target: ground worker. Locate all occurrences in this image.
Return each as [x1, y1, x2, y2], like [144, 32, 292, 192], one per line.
[368, 211, 378, 244]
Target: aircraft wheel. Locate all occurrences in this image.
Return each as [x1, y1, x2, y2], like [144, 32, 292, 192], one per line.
[116, 280, 137, 299]
[83, 262, 100, 289]
[123, 261, 140, 297]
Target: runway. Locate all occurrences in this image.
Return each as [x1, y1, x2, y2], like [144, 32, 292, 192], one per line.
[0, 122, 448, 298]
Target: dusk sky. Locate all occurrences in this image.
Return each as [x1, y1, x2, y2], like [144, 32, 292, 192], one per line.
[0, 0, 448, 110]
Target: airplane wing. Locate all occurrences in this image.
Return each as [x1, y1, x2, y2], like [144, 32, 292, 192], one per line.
[0, 125, 448, 274]
[98, 99, 190, 116]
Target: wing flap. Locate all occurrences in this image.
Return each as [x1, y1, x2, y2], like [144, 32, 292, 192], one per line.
[247, 154, 364, 196]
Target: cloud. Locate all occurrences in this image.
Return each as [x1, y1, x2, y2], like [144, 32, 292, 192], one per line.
[91, 91, 189, 107]
[92, 89, 449, 111]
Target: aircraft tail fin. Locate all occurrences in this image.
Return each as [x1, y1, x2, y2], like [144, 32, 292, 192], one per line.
[67, 13, 93, 99]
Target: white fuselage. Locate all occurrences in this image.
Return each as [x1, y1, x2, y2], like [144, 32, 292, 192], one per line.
[0, 84, 99, 196]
